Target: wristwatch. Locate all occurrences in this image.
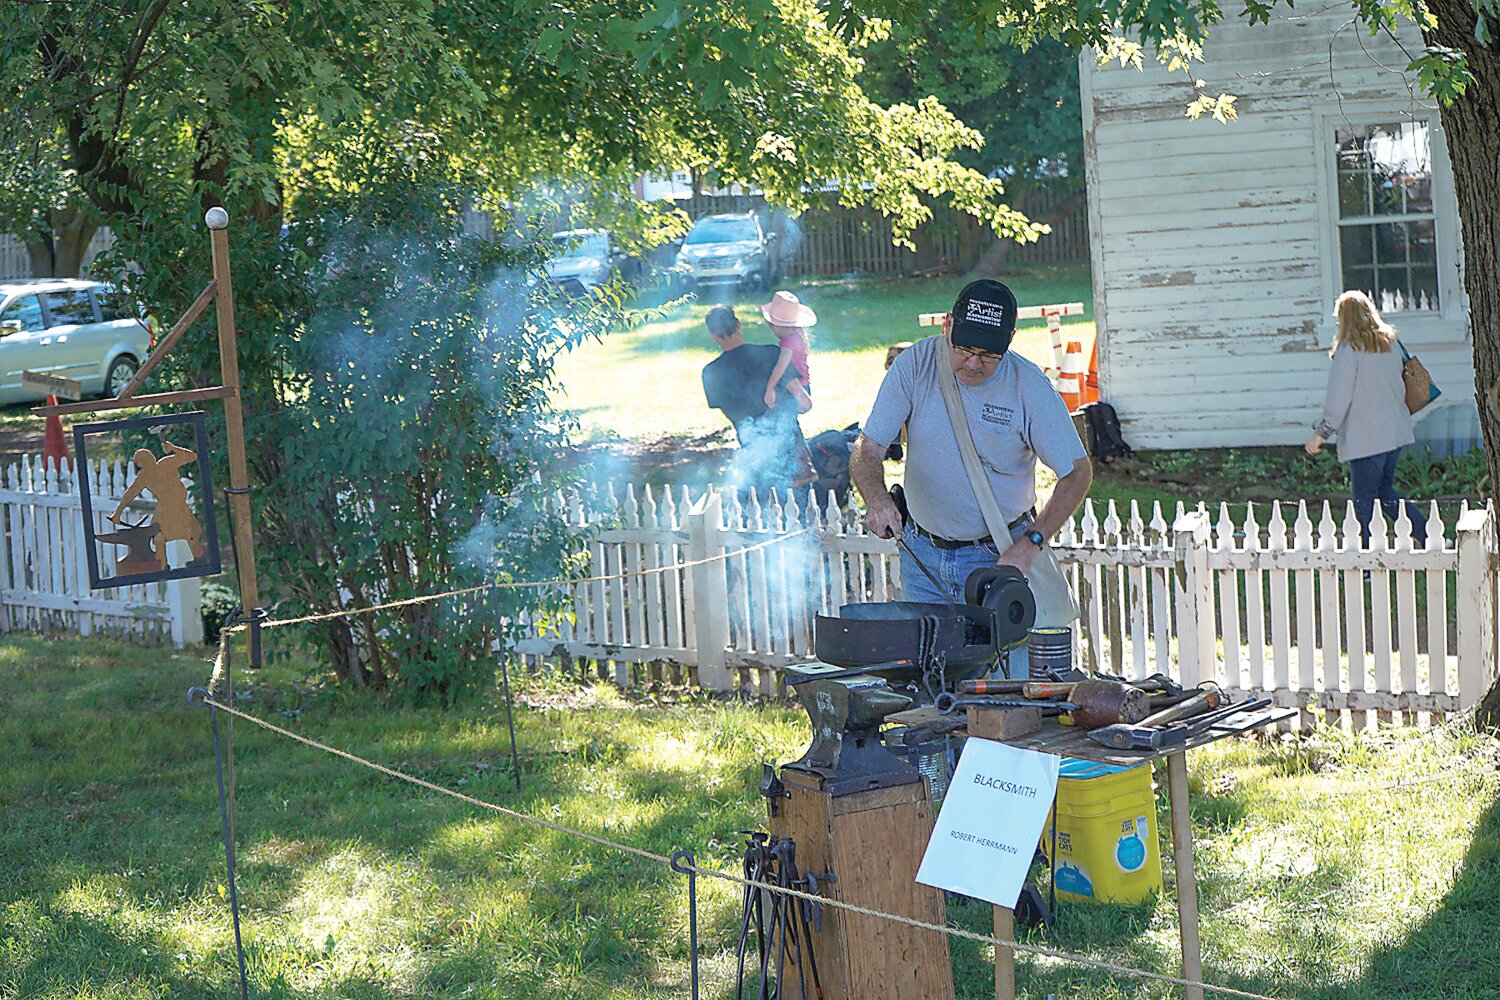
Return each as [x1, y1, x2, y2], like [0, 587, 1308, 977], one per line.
[1024, 529, 1046, 548]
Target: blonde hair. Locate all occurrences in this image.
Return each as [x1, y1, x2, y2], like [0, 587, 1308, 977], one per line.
[1333, 290, 1396, 353]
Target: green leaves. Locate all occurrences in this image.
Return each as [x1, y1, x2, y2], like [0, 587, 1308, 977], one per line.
[1408, 44, 1471, 105]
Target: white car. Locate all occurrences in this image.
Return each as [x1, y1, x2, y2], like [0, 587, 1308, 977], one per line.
[0, 279, 152, 403]
[674, 213, 779, 291]
[544, 229, 629, 294]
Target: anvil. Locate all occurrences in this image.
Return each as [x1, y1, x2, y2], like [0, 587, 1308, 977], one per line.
[781, 662, 920, 796]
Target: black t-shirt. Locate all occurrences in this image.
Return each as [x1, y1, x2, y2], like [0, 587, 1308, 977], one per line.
[702, 344, 811, 490]
[702, 344, 796, 425]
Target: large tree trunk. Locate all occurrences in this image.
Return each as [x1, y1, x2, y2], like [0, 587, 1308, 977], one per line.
[1424, 0, 1500, 489]
[1424, 0, 1500, 725]
[22, 207, 97, 277]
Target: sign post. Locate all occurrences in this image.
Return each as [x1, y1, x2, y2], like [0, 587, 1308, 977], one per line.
[915, 739, 1060, 999]
[33, 206, 261, 847]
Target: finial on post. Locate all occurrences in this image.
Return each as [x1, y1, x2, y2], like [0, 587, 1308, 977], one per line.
[205, 207, 229, 230]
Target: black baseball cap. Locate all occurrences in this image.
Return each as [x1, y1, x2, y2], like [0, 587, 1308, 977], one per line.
[949, 279, 1018, 355]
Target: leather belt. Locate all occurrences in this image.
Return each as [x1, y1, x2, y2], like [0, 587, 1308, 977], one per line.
[908, 508, 1035, 550]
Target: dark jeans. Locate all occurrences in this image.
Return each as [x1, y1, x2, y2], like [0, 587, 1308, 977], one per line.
[1350, 447, 1428, 547]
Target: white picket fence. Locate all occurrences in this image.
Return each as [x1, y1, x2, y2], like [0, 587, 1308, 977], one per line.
[513, 483, 1499, 729]
[0, 455, 204, 646]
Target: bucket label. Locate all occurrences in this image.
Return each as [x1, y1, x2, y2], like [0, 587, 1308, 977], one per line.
[1116, 832, 1146, 872]
[1054, 861, 1094, 898]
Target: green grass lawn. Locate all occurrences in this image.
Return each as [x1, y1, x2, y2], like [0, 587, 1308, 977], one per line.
[553, 264, 1095, 444]
[4, 636, 1499, 998]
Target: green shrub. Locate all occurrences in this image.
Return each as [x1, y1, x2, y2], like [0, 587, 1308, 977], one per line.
[199, 581, 239, 646]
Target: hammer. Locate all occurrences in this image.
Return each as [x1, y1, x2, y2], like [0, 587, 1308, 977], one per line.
[1088, 696, 1265, 751]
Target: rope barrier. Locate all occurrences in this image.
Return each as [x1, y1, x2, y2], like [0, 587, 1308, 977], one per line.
[197, 695, 1284, 1000]
[221, 525, 815, 632]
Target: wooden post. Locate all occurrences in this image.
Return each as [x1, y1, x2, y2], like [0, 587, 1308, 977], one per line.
[207, 207, 262, 847]
[1165, 752, 1203, 1000]
[1172, 508, 1213, 688]
[686, 489, 730, 691]
[1455, 506, 1497, 710]
[993, 905, 1015, 1000]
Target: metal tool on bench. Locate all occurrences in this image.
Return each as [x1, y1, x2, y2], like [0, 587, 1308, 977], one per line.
[1087, 691, 1259, 752]
[1065, 678, 1153, 729]
[933, 691, 1078, 717]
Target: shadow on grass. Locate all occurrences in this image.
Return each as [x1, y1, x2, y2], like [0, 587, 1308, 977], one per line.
[1336, 796, 1500, 1000]
[1, 905, 409, 1000]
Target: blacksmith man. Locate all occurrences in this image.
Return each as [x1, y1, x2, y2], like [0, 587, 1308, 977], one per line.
[849, 279, 1093, 674]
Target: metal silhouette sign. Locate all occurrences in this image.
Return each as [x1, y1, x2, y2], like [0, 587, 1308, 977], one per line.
[75, 411, 222, 590]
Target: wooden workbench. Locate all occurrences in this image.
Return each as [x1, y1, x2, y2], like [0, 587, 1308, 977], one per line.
[887, 702, 1296, 1000]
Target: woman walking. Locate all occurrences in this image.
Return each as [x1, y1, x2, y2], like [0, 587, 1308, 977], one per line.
[1304, 290, 1428, 546]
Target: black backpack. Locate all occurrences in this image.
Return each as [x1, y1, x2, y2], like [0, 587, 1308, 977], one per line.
[806, 423, 861, 504]
[1080, 402, 1133, 463]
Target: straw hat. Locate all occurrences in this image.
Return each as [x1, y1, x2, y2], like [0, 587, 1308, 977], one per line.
[760, 290, 816, 328]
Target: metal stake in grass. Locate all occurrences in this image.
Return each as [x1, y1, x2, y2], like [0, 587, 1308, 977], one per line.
[499, 654, 522, 791]
[670, 850, 700, 1000]
[189, 687, 249, 1000]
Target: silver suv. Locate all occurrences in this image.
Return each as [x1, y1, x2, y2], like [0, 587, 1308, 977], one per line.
[674, 213, 779, 291]
[0, 279, 151, 403]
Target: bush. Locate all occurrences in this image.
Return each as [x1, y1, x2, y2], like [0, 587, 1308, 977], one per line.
[113, 170, 630, 700]
[200, 581, 239, 646]
[245, 183, 629, 699]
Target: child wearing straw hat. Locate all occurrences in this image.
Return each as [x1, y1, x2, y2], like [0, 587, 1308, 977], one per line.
[760, 290, 815, 411]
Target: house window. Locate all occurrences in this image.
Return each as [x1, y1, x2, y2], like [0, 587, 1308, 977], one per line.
[1334, 120, 1438, 313]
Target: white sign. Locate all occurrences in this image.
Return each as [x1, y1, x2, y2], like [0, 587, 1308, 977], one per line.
[915, 739, 1060, 908]
[22, 370, 83, 401]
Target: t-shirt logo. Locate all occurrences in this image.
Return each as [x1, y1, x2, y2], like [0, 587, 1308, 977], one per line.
[981, 403, 1013, 427]
[966, 300, 1012, 328]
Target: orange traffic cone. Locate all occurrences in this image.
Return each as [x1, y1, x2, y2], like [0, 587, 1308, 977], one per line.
[1058, 340, 1087, 411]
[42, 393, 69, 470]
[1083, 340, 1100, 406]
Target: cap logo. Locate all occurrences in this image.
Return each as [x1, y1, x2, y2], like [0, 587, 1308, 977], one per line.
[965, 300, 1011, 328]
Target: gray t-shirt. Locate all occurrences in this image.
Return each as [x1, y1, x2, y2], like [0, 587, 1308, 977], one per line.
[863, 335, 1087, 541]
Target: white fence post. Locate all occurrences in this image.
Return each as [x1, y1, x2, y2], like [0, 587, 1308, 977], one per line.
[1455, 506, 1497, 710]
[167, 573, 205, 648]
[686, 489, 731, 691]
[1172, 508, 1213, 687]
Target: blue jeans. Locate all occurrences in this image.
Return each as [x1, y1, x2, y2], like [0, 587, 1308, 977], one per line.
[899, 519, 1031, 679]
[1350, 448, 1428, 547]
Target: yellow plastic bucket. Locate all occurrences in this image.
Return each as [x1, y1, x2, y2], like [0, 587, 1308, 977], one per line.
[1041, 758, 1161, 904]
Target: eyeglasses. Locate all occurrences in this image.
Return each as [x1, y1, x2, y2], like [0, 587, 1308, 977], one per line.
[951, 344, 1002, 364]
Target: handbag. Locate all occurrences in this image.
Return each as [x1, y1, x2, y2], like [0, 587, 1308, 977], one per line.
[1398, 340, 1441, 414]
[933, 355, 1080, 627]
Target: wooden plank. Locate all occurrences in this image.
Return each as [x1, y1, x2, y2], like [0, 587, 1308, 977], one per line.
[1218, 569, 1241, 691]
[118, 280, 217, 397]
[1128, 556, 1149, 678]
[0, 588, 171, 618]
[32, 385, 234, 417]
[1317, 562, 1344, 723]
[1293, 568, 1317, 727]
[1425, 565, 1448, 699]
[1344, 567, 1368, 730]
[1371, 569, 1394, 725]
[1245, 560, 1267, 694]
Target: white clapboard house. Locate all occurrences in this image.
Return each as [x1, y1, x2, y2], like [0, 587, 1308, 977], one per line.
[1081, 5, 1477, 450]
